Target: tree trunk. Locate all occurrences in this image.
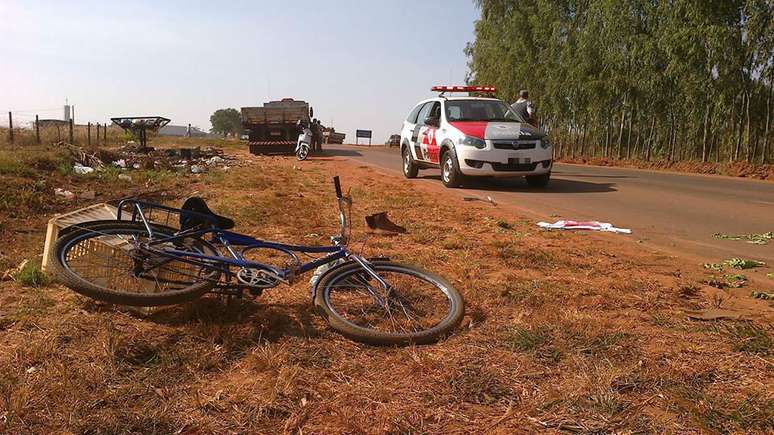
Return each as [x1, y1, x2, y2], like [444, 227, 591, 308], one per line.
[668, 112, 675, 161]
[734, 92, 744, 161]
[646, 115, 655, 161]
[763, 77, 772, 164]
[626, 106, 633, 159]
[701, 103, 710, 162]
[604, 114, 611, 157]
[617, 94, 627, 159]
[634, 109, 642, 159]
[745, 90, 752, 162]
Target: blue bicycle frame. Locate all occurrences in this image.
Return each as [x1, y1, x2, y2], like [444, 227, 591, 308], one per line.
[116, 198, 351, 285]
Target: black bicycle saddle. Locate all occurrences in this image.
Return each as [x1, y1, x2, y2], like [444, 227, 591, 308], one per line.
[179, 197, 235, 230]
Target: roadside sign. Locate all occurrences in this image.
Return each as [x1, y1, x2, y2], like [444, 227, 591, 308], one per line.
[356, 129, 372, 146]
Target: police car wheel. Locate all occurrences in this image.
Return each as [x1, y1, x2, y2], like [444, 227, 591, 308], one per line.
[525, 172, 551, 188]
[402, 146, 419, 178]
[441, 150, 463, 188]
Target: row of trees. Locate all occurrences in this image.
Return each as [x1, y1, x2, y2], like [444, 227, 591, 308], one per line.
[465, 0, 774, 163]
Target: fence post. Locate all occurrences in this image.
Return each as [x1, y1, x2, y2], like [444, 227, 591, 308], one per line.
[87, 122, 91, 146]
[69, 118, 74, 143]
[36, 115, 40, 144]
[8, 112, 13, 143]
[104, 122, 107, 142]
[96, 123, 100, 145]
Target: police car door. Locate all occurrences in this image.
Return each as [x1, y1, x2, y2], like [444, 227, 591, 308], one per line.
[414, 101, 441, 163]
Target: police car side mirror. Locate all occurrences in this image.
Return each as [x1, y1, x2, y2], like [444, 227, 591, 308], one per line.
[424, 116, 440, 127]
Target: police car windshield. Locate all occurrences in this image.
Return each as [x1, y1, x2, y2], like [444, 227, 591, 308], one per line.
[445, 100, 522, 122]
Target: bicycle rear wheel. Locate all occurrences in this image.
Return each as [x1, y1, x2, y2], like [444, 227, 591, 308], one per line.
[52, 221, 221, 306]
[314, 260, 464, 345]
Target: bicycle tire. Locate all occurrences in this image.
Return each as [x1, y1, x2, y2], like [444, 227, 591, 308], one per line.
[313, 260, 464, 345]
[52, 221, 221, 306]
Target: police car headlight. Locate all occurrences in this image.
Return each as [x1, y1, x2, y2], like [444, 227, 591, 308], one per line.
[459, 136, 486, 149]
[540, 138, 551, 149]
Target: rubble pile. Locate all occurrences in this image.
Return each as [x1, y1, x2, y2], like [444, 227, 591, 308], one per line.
[59, 142, 241, 176]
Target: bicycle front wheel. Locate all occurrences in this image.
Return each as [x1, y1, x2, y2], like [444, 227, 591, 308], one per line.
[314, 260, 464, 345]
[52, 221, 221, 306]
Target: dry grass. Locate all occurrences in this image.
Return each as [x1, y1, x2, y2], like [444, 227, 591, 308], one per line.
[0, 145, 772, 433]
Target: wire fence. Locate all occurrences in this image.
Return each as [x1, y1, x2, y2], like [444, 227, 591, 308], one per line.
[1, 109, 126, 147]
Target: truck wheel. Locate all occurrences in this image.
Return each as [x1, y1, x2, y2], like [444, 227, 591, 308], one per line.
[441, 150, 464, 188]
[402, 146, 419, 178]
[525, 172, 551, 188]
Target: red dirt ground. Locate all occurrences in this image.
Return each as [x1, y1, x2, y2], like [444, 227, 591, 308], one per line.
[1, 144, 772, 433]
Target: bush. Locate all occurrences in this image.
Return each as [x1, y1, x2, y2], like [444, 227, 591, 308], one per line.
[14, 261, 50, 287]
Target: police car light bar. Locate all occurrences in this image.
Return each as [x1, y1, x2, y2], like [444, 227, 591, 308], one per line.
[431, 85, 496, 93]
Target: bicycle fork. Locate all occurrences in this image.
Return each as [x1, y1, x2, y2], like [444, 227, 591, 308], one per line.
[347, 255, 399, 311]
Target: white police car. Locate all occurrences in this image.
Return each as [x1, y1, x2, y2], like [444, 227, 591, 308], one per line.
[400, 86, 552, 188]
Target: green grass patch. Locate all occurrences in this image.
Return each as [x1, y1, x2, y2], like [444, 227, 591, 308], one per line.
[14, 261, 50, 287]
[726, 322, 772, 355]
[506, 325, 560, 361]
[0, 156, 35, 177]
[713, 232, 773, 245]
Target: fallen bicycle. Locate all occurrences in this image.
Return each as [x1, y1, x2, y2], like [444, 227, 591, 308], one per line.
[51, 177, 464, 345]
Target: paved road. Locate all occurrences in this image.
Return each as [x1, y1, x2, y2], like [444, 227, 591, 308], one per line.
[324, 145, 774, 265]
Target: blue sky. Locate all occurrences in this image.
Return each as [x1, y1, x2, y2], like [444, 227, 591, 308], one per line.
[1, 0, 479, 142]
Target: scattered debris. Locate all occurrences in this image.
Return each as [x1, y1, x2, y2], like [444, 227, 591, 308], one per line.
[537, 220, 631, 234]
[724, 258, 766, 270]
[705, 273, 749, 289]
[463, 195, 497, 206]
[496, 220, 514, 230]
[768, 273, 774, 279]
[118, 174, 133, 182]
[724, 274, 748, 288]
[73, 163, 95, 175]
[79, 190, 96, 200]
[366, 212, 407, 234]
[713, 232, 773, 245]
[1, 259, 28, 281]
[705, 258, 766, 271]
[704, 277, 728, 289]
[54, 142, 240, 176]
[54, 188, 75, 200]
[685, 308, 743, 321]
[751, 291, 774, 300]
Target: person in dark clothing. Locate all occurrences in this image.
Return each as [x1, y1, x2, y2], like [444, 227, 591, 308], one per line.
[510, 89, 536, 126]
[311, 119, 323, 152]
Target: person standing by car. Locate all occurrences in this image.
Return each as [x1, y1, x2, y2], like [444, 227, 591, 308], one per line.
[511, 89, 536, 126]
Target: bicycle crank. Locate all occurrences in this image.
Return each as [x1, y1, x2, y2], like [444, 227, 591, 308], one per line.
[236, 267, 284, 289]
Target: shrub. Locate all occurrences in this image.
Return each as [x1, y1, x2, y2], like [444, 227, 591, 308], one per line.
[14, 261, 50, 288]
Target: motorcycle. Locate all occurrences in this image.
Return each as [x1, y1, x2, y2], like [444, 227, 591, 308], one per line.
[295, 120, 312, 161]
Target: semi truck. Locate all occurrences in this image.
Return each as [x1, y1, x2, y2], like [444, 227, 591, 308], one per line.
[241, 98, 313, 154]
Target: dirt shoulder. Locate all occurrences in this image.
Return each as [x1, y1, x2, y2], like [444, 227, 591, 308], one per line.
[1, 145, 772, 433]
[558, 156, 774, 181]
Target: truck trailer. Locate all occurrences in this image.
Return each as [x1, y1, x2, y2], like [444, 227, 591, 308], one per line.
[242, 98, 312, 154]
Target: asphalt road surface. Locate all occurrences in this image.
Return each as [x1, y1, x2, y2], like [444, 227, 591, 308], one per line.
[324, 144, 774, 266]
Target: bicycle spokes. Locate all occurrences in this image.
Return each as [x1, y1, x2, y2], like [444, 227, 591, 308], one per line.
[325, 269, 448, 335]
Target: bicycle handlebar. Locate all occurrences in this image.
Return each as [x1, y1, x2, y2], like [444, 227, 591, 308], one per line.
[333, 176, 342, 198]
